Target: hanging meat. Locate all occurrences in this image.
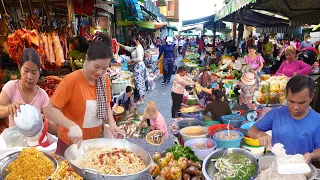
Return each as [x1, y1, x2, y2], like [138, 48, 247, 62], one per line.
[52, 32, 65, 67]
[112, 39, 119, 55]
[41, 33, 50, 67]
[59, 26, 69, 59]
[47, 33, 56, 64]
[7, 29, 28, 64]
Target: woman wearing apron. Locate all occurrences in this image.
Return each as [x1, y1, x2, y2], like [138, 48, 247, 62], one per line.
[46, 33, 124, 155]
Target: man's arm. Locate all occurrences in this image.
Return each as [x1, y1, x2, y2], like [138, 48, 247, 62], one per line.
[248, 109, 275, 148]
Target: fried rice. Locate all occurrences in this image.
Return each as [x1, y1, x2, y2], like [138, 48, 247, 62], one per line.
[6, 148, 55, 180]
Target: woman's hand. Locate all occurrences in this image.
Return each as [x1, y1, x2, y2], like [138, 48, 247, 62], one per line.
[109, 123, 125, 138]
[128, 60, 134, 64]
[8, 101, 25, 117]
[68, 125, 83, 148]
[149, 126, 155, 130]
[293, 72, 298, 76]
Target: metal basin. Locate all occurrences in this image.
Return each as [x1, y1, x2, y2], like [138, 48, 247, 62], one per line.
[202, 148, 259, 180]
[64, 138, 152, 180]
[0, 150, 58, 179]
[177, 119, 204, 129]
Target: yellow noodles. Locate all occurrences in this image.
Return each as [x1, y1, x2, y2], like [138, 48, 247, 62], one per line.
[6, 148, 54, 180]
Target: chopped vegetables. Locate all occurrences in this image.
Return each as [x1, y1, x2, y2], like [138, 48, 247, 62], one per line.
[185, 99, 198, 105]
[166, 145, 200, 162]
[211, 153, 256, 180]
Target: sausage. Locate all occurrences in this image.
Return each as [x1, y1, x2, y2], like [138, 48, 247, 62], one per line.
[183, 165, 200, 176]
[183, 172, 191, 180]
[191, 176, 200, 180]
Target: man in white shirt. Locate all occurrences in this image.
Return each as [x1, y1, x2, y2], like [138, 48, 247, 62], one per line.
[220, 52, 242, 71]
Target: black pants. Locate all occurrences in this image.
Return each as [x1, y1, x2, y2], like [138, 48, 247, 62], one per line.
[178, 46, 182, 54]
[163, 60, 173, 82]
[171, 92, 183, 118]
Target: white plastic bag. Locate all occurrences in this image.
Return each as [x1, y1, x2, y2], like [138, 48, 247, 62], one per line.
[0, 127, 58, 159]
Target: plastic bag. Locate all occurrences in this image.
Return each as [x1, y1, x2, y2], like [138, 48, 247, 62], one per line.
[0, 127, 58, 159]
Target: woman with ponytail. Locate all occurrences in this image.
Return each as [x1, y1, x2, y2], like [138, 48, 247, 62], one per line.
[46, 33, 124, 156]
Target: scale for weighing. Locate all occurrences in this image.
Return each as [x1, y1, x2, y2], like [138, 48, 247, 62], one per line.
[244, 110, 258, 122]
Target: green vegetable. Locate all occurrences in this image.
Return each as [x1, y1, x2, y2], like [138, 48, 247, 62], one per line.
[232, 70, 241, 79]
[166, 145, 199, 162]
[186, 53, 200, 60]
[69, 50, 86, 60]
[208, 64, 218, 72]
[185, 99, 197, 105]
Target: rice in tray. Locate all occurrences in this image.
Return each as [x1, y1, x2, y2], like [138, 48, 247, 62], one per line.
[6, 148, 55, 180]
[256, 162, 306, 180]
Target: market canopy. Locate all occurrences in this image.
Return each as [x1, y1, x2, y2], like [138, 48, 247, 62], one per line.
[182, 15, 227, 32]
[251, 0, 320, 25]
[214, 0, 256, 22]
[116, 21, 167, 29]
[215, 0, 320, 25]
[222, 10, 290, 27]
[182, 14, 215, 26]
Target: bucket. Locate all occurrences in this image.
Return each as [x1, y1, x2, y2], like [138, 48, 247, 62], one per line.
[204, 121, 221, 127]
[208, 124, 235, 137]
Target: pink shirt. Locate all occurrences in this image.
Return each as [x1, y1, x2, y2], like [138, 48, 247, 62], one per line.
[3, 80, 49, 127]
[244, 55, 264, 70]
[172, 74, 194, 95]
[276, 60, 312, 77]
[150, 112, 168, 138]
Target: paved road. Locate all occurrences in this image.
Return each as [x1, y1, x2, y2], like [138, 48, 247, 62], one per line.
[127, 56, 183, 154]
[129, 56, 184, 179]
[136, 56, 183, 133]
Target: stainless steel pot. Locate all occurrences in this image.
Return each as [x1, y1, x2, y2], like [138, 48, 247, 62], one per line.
[0, 150, 58, 179]
[202, 148, 259, 180]
[258, 155, 318, 180]
[64, 138, 152, 180]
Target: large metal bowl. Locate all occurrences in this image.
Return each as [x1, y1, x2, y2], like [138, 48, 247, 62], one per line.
[177, 119, 204, 129]
[64, 138, 152, 180]
[258, 156, 318, 180]
[0, 150, 58, 179]
[202, 148, 259, 180]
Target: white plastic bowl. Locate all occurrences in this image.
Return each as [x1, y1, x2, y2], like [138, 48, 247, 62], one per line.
[184, 138, 217, 160]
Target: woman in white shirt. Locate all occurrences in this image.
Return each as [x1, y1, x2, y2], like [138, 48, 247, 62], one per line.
[119, 36, 146, 104]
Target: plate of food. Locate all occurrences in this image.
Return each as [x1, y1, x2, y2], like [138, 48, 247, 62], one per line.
[146, 130, 165, 146]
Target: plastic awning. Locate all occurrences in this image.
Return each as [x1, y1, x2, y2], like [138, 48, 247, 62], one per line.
[116, 21, 167, 29]
[221, 10, 289, 27]
[214, 0, 256, 22]
[182, 14, 215, 26]
[251, 0, 320, 25]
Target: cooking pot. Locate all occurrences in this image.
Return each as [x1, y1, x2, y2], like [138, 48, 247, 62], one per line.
[64, 138, 152, 180]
